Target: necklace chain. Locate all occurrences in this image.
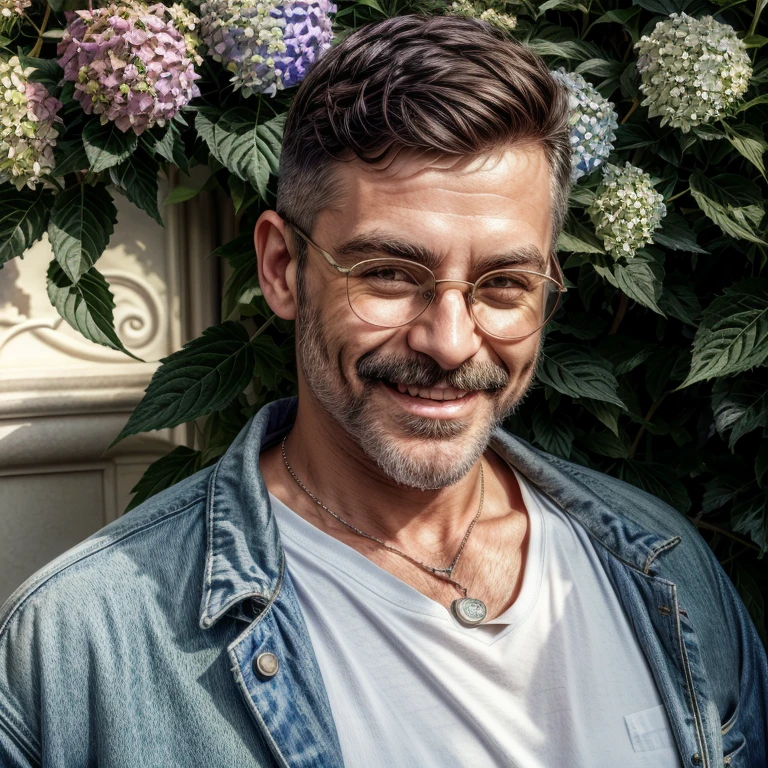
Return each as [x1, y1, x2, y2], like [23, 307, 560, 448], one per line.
[280, 436, 484, 598]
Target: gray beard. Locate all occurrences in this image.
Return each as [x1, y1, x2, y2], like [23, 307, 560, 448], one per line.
[295, 300, 539, 490]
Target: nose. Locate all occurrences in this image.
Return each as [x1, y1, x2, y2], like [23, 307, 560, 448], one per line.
[406, 281, 483, 370]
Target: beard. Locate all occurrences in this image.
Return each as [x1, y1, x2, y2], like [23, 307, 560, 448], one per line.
[295, 297, 541, 491]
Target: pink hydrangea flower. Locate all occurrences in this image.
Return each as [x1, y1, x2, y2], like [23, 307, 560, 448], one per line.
[57, 1, 202, 135]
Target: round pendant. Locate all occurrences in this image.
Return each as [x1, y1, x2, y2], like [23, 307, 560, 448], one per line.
[451, 597, 487, 627]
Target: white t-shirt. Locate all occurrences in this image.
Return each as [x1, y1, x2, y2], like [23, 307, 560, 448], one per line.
[268, 466, 683, 768]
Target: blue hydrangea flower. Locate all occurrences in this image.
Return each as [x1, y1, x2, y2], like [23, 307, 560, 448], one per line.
[551, 67, 618, 183]
[199, 0, 336, 98]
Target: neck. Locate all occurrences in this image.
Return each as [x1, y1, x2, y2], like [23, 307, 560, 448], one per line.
[260, 396, 518, 557]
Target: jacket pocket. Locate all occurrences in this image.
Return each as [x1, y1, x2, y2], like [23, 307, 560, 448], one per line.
[624, 703, 678, 753]
[722, 729, 746, 766]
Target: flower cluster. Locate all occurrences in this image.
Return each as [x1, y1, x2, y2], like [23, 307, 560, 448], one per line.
[0, 56, 62, 190]
[551, 67, 618, 183]
[634, 12, 752, 133]
[587, 162, 667, 260]
[0, 0, 30, 34]
[57, 1, 202, 135]
[446, 0, 517, 32]
[199, 0, 336, 98]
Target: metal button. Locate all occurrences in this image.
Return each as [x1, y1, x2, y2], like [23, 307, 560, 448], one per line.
[658, 605, 673, 616]
[253, 652, 279, 679]
[691, 753, 702, 765]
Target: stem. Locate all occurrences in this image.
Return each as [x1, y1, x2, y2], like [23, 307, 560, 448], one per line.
[689, 520, 761, 552]
[608, 293, 629, 335]
[249, 313, 276, 342]
[628, 392, 668, 459]
[665, 187, 690, 204]
[28, 5, 50, 58]
[747, 0, 763, 38]
[620, 97, 639, 125]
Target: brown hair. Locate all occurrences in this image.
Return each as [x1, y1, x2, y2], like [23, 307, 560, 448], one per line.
[276, 13, 572, 276]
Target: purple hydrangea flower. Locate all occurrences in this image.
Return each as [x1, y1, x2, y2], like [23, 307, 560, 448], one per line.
[199, 0, 336, 98]
[57, 1, 202, 135]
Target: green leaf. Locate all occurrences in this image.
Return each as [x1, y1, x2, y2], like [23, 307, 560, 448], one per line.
[610, 251, 665, 315]
[556, 217, 604, 254]
[689, 171, 767, 245]
[200, 396, 251, 465]
[19, 56, 63, 93]
[658, 274, 701, 326]
[52, 140, 89, 176]
[756, 443, 768, 486]
[125, 446, 203, 513]
[531, 407, 574, 458]
[0, 186, 52, 268]
[680, 279, 768, 387]
[735, 93, 768, 114]
[711, 374, 768, 448]
[574, 59, 625, 78]
[164, 185, 202, 205]
[580, 398, 621, 436]
[731, 490, 768, 555]
[216, 234, 261, 319]
[46, 261, 142, 360]
[724, 123, 768, 178]
[526, 39, 598, 61]
[537, 344, 626, 408]
[109, 321, 257, 447]
[252, 332, 288, 390]
[196, 109, 285, 199]
[702, 476, 744, 513]
[652, 212, 709, 253]
[617, 460, 691, 514]
[598, 335, 655, 375]
[48, 184, 117, 283]
[109, 150, 162, 226]
[82, 120, 139, 174]
[583, 429, 631, 458]
[150, 121, 191, 175]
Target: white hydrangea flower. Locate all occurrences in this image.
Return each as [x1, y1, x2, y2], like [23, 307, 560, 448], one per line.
[551, 67, 618, 183]
[587, 162, 667, 260]
[0, 56, 62, 190]
[0, 0, 30, 33]
[447, 0, 517, 32]
[634, 12, 752, 132]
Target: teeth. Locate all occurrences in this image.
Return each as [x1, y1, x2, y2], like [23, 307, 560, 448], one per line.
[389, 380, 470, 401]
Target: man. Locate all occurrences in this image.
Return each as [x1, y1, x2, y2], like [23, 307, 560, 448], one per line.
[0, 13, 765, 768]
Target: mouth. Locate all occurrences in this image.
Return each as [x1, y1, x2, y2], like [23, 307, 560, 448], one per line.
[381, 379, 473, 402]
[377, 378, 481, 418]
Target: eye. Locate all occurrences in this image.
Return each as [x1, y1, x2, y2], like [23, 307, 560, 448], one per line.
[358, 265, 419, 284]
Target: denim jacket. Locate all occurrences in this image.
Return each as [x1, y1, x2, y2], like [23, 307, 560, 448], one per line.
[0, 396, 766, 767]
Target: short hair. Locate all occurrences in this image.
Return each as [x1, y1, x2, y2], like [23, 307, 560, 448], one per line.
[276, 13, 572, 284]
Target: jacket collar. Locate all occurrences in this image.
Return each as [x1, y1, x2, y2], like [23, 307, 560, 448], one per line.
[200, 396, 680, 628]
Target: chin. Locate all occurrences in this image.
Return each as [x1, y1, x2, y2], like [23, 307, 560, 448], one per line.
[358, 399, 501, 490]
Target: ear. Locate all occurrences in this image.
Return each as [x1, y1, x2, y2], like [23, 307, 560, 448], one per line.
[255, 210, 297, 321]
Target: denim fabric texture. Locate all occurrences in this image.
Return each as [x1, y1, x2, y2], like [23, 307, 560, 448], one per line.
[0, 395, 766, 767]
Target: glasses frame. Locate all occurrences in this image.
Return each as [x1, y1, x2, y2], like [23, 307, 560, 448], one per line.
[283, 217, 568, 341]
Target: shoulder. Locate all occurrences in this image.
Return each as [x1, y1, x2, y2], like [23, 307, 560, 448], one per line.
[0, 463, 214, 640]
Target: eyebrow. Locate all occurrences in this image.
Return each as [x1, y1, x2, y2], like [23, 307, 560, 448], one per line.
[332, 232, 548, 274]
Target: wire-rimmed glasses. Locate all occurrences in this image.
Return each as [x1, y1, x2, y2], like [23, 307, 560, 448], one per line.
[283, 218, 567, 341]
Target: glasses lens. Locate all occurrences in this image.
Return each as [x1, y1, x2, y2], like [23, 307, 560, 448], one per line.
[472, 269, 561, 339]
[347, 259, 434, 327]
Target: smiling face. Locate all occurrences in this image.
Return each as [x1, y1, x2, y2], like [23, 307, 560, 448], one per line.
[291, 143, 554, 490]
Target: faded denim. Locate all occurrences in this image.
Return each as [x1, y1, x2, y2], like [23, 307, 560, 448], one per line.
[0, 396, 765, 767]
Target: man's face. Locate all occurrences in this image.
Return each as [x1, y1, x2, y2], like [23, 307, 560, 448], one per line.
[294, 144, 553, 490]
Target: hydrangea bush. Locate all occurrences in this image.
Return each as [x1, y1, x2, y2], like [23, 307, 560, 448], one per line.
[0, 0, 766, 637]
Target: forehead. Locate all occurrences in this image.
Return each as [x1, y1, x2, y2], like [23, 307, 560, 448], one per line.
[318, 144, 553, 260]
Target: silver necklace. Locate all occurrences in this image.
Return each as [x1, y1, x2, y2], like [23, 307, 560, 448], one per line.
[281, 436, 488, 627]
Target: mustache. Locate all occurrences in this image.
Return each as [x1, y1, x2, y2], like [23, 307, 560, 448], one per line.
[356, 353, 509, 392]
